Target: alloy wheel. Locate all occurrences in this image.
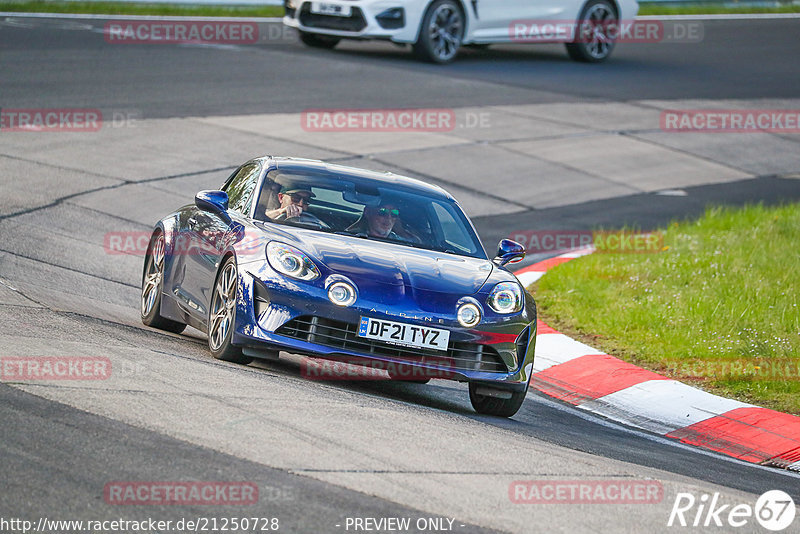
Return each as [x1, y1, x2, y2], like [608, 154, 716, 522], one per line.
[141, 234, 165, 317]
[209, 261, 237, 351]
[427, 3, 463, 62]
[580, 3, 615, 60]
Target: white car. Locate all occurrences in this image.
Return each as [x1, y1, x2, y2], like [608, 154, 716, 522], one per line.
[283, 0, 639, 63]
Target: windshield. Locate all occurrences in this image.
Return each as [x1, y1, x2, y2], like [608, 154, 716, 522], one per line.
[253, 168, 487, 259]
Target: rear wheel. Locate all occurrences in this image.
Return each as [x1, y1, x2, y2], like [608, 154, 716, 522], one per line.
[412, 0, 464, 63]
[299, 31, 341, 49]
[208, 257, 253, 365]
[565, 0, 617, 63]
[141, 232, 186, 334]
[469, 382, 528, 417]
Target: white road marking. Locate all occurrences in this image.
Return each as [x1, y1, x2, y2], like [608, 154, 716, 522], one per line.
[637, 13, 800, 21]
[3, 11, 799, 23]
[533, 332, 601, 372]
[515, 270, 544, 287]
[578, 379, 755, 435]
[531, 393, 800, 480]
[0, 12, 283, 22]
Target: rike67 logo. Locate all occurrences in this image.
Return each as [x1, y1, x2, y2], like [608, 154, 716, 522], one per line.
[668, 490, 796, 531]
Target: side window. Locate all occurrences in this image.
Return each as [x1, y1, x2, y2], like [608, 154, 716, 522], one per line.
[225, 163, 261, 216]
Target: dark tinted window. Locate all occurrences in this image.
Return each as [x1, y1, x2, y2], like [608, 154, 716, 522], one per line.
[224, 162, 261, 215]
[254, 168, 486, 259]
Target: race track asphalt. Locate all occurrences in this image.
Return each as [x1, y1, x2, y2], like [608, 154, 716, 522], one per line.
[1, 14, 799, 533]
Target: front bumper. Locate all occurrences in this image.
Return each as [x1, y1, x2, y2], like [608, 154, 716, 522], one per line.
[283, 0, 429, 43]
[232, 264, 537, 389]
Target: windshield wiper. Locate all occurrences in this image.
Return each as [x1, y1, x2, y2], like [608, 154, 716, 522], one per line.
[332, 231, 465, 255]
[334, 230, 368, 238]
[259, 218, 333, 232]
[347, 234, 439, 252]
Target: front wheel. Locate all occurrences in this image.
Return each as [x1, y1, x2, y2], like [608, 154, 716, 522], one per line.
[299, 31, 341, 49]
[412, 0, 464, 64]
[469, 382, 528, 417]
[208, 257, 253, 365]
[565, 0, 617, 63]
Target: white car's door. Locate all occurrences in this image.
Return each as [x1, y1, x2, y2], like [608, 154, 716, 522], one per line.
[469, 0, 574, 42]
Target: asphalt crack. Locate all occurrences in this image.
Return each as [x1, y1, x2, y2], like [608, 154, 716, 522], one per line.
[0, 153, 235, 222]
[0, 247, 138, 288]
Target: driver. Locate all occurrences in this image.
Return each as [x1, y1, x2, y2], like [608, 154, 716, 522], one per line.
[264, 185, 328, 228]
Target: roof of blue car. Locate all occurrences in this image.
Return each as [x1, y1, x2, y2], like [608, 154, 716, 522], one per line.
[268, 157, 452, 199]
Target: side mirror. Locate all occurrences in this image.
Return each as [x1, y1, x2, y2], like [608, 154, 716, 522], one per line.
[195, 190, 229, 214]
[494, 239, 525, 266]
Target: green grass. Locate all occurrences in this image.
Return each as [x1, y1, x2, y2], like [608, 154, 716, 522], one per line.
[0, 1, 284, 17]
[534, 203, 800, 415]
[638, 2, 800, 15]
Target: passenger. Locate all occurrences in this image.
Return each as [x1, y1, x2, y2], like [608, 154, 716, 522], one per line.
[347, 202, 419, 242]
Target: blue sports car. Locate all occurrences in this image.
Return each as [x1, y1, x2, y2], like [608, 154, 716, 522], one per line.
[141, 157, 536, 416]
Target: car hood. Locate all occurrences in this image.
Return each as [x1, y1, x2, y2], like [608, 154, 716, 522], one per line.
[281, 229, 495, 295]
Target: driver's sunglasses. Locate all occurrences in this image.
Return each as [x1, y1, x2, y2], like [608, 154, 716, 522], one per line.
[377, 208, 400, 218]
[289, 194, 311, 205]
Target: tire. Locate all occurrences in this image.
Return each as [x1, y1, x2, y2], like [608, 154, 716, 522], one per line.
[141, 231, 186, 334]
[299, 31, 341, 49]
[469, 382, 528, 417]
[565, 0, 617, 63]
[208, 256, 253, 365]
[412, 0, 464, 64]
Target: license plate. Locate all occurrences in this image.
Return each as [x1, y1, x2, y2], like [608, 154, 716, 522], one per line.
[358, 317, 450, 352]
[310, 2, 352, 16]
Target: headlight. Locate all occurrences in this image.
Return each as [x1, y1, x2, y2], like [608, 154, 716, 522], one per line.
[266, 242, 320, 281]
[457, 302, 482, 328]
[487, 282, 523, 314]
[328, 281, 357, 307]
